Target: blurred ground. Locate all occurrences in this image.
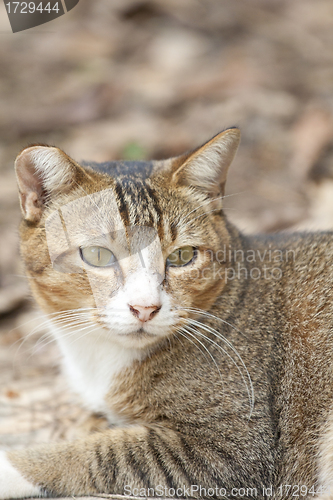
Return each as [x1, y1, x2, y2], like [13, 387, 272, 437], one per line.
[0, 0, 333, 496]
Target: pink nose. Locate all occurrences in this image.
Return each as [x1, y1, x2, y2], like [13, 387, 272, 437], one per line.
[129, 304, 161, 322]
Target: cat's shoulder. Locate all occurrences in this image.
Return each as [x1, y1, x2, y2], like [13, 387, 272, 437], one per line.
[247, 230, 333, 255]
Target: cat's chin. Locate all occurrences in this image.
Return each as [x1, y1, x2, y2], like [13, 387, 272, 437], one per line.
[114, 328, 165, 349]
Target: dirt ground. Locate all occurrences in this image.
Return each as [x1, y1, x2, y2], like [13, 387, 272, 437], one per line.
[0, 0, 333, 498]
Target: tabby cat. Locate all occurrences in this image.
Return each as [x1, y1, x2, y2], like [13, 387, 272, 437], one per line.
[1, 128, 333, 499]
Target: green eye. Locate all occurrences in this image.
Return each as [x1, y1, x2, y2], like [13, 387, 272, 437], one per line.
[166, 246, 196, 267]
[80, 246, 116, 267]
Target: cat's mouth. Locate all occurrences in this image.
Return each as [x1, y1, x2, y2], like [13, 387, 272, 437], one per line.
[128, 327, 156, 338]
[114, 326, 157, 339]
[112, 326, 163, 349]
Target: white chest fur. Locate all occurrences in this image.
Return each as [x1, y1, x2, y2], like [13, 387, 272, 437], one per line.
[50, 323, 143, 425]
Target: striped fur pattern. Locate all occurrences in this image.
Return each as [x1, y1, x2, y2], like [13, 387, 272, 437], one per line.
[3, 128, 333, 498]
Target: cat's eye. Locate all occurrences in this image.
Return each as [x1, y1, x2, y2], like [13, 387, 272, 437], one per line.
[166, 246, 196, 267]
[80, 246, 116, 267]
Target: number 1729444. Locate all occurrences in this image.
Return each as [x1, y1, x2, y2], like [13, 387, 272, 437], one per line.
[277, 484, 331, 497]
[5, 2, 60, 14]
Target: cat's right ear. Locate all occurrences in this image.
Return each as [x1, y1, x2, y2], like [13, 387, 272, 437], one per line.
[171, 128, 240, 199]
[15, 146, 79, 223]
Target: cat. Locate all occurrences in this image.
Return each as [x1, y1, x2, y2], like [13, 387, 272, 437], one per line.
[1, 127, 333, 499]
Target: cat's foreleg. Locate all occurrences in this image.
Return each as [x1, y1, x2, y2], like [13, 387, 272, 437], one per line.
[0, 425, 194, 498]
[0, 451, 41, 499]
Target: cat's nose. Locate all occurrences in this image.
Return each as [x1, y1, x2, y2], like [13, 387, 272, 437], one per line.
[129, 304, 161, 322]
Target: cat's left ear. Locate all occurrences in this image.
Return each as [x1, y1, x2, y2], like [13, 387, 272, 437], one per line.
[171, 127, 240, 198]
[15, 146, 82, 223]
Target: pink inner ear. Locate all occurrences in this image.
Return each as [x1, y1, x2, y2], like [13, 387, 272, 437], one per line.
[16, 152, 43, 195]
[15, 145, 79, 222]
[15, 149, 46, 222]
[24, 191, 44, 223]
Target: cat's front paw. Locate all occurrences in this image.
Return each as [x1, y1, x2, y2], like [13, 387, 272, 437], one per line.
[0, 451, 41, 499]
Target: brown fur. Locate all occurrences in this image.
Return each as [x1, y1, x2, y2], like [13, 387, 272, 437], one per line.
[7, 128, 333, 498]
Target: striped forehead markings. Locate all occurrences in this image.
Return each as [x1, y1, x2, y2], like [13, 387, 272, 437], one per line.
[114, 182, 130, 228]
[114, 178, 164, 240]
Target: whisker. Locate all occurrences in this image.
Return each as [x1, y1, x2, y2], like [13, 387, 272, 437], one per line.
[182, 316, 254, 419]
[179, 326, 223, 381]
[12, 307, 97, 336]
[12, 308, 98, 358]
[172, 332, 185, 349]
[47, 307, 98, 317]
[28, 319, 97, 354]
[36, 317, 93, 338]
[188, 318, 253, 395]
[63, 325, 103, 348]
[183, 307, 249, 340]
[176, 327, 211, 365]
[11, 317, 64, 357]
[19, 314, 92, 343]
[34, 322, 98, 351]
[187, 324, 253, 419]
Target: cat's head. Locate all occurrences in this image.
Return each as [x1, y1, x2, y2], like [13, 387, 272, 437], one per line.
[15, 128, 240, 349]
